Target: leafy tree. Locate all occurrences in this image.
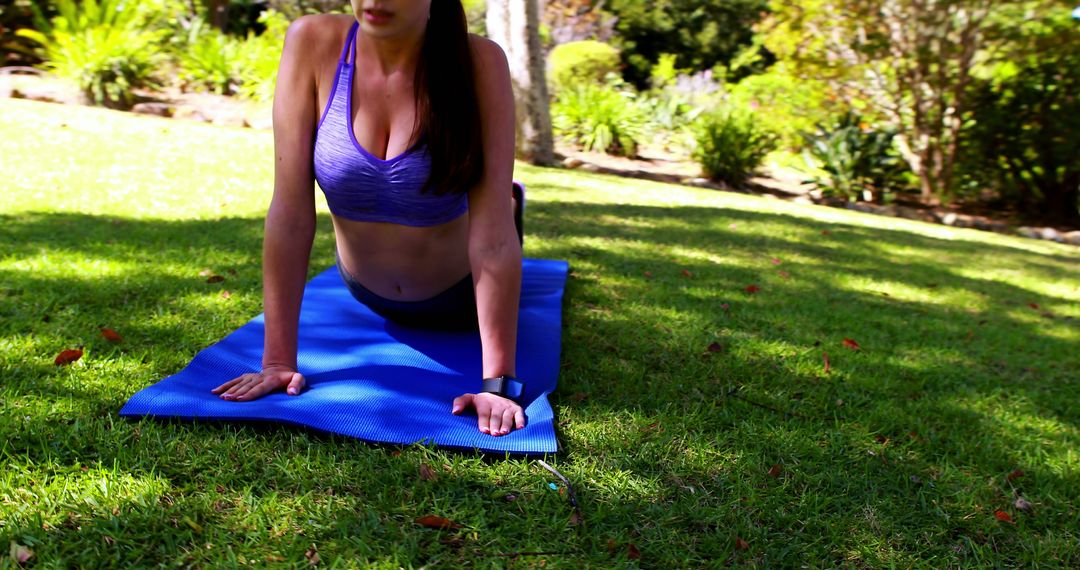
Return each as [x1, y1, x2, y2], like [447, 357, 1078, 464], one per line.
[604, 0, 770, 88]
[762, 0, 1066, 204]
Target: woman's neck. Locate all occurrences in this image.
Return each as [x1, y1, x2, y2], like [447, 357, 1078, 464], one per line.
[355, 25, 425, 77]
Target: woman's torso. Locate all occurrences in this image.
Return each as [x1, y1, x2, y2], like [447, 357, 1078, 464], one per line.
[309, 14, 471, 301]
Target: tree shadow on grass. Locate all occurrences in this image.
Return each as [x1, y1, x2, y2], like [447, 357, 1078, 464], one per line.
[2, 204, 1078, 566]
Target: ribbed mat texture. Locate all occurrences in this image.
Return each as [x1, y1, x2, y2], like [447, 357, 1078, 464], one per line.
[119, 259, 568, 454]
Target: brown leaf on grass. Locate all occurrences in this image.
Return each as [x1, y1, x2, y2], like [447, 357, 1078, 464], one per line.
[767, 464, 782, 478]
[823, 352, 830, 374]
[770, 257, 782, 265]
[643, 271, 653, 278]
[843, 338, 861, 350]
[627, 543, 641, 559]
[778, 270, 790, 280]
[874, 435, 890, 445]
[227, 268, 237, 276]
[745, 284, 760, 294]
[415, 515, 463, 530]
[569, 392, 588, 402]
[54, 348, 83, 366]
[100, 327, 123, 343]
[10, 542, 34, 563]
[103, 535, 116, 545]
[419, 463, 437, 482]
[1006, 469, 1025, 482]
[720, 303, 730, 310]
[681, 269, 693, 278]
[994, 510, 1015, 524]
[607, 539, 618, 555]
[206, 275, 225, 284]
[1028, 302, 1039, 310]
[569, 511, 583, 526]
[821, 229, 831, 235]
[735, 537, 750, 551]
[221, 290, 232, 299]
[305, 544, 320, 566]
[707, 342, 724, 353]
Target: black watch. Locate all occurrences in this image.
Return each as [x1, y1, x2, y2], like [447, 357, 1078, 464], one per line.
[481, 374, 525, 402]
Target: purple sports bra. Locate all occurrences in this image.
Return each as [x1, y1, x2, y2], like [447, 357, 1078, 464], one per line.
[313, 21, 467, 226]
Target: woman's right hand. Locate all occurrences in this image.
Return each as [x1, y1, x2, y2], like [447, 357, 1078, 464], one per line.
[211, 366, 306, 402]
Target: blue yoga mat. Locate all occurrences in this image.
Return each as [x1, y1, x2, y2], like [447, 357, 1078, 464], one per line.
[119, 259, 568, 454]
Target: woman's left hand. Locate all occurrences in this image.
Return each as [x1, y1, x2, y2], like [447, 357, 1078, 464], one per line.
[452, 392, 525, 436]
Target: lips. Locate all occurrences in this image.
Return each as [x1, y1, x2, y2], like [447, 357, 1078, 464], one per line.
[363, 8, 393, 24]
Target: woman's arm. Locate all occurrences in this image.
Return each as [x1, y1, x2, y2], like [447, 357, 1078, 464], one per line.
[214, 16, 321, 401]
[451, 36, 524, 435]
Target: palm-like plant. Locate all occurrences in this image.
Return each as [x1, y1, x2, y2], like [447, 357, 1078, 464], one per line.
[17, 0, 164, 109]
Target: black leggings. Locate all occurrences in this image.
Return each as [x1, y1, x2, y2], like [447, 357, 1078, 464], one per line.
[337, 183, 524, 331]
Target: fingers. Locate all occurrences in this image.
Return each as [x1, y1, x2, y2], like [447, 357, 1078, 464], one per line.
[229, 378, 261, 400]
[452, 394, 474, 415]
[287, 372, 305, 396]
[514, 407, 526, 430]
[476, 401, 491, 435]
[488, 407, 503, 436]
[211, 376, 246, 394]
[498, 408, 515, 436]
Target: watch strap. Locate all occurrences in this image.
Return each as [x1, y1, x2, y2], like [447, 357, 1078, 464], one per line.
[481, 375, 525, 401]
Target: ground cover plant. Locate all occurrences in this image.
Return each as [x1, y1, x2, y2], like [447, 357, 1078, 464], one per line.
[1, 98, 1078, 568]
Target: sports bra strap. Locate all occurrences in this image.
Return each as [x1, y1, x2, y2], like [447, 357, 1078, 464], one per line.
[339, 20, 359, 67]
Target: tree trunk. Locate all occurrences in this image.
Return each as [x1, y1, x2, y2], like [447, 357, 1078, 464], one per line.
[486, 0, 555, 165]
[205, 0, 229, 32]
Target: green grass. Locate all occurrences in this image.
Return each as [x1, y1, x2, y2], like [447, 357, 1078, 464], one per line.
[1, 97, 1078, 568]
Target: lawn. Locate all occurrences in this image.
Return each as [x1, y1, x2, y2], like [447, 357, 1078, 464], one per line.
[1, 97, 1078, 568]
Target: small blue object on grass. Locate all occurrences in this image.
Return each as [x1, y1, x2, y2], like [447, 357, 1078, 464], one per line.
[1073, 6, 1080, 19]
[120, 259, 569, 454]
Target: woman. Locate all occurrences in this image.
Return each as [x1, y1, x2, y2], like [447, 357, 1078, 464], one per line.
[209, 0, 526, 437]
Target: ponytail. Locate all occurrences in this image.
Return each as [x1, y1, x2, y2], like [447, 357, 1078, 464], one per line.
[414, 0, 484, 195]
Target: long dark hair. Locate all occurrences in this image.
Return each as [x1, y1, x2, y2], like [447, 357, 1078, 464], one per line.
[413, 0, 484, 195]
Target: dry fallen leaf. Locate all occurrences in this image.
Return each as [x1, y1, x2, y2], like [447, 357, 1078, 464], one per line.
[994, 510, 1014, 524]
[707, 342, 724, 353]
[821, 229, 831, 235]
[720, 303, 730, 310]
[206, 275, 225, 284]
[1028, 302, 1039, 310]
[770, 258, 781, 265]
[305, 544, 320, 566]
[415, 515, 463, 530]
[681, 269, 693, 278]
[843, 338, 861, 350]
[100, 327, 123, 343]
[569, 392, 588, 402]
[1006, 469, 1025, 482]
[419, 463, 437, 482]
[767, 464, 783, 478]
[569, 511, 583, 526]
[745, 284, 760, 294]
[221, 290, 232, 299]
[9, 542, 33, 563]
[627, 543, 641, 559]
[54, 348, 83, 366]
[822, 352, 830, 374]
[735, 537, 750, 551]
[643, 271, 653, 278]
[778, 270, 790, 280]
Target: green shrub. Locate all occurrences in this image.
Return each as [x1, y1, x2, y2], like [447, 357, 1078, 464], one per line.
[177, 21, 244, 95]
[692, 109, 777, 186]
[17, 0, 164, 109]
[800, 112, 907, 202]
[234, 9, 289, 102]
[547, 40, 620, 92]
[552, 82, 645, 157]
[727, 66, 837, 151]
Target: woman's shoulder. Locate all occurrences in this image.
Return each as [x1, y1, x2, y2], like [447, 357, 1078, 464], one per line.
[466, 34, 509, 76]
[282, 13, 354, 59]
